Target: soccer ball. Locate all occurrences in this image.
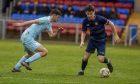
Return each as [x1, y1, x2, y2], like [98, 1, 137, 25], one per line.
[99, 68, 110, 78]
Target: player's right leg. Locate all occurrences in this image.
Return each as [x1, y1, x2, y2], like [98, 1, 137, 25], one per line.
[78, 38, 95, 75]
[78, 52, 91, 75]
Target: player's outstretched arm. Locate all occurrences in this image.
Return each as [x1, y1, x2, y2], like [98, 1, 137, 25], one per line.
[47, 27, 63, 37]
[80, 32, 86, 48]
[13, 19, 40, 27]
[108, 21, 120, 43]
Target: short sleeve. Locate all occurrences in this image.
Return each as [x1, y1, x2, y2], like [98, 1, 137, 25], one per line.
[100, 16, 109, 25]
[82, 20, 87, 32]
[38, 17, 49, 24]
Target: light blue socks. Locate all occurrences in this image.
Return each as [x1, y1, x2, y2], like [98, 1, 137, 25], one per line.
[14, 56, 28, 70]
[25, 53, 41, 63]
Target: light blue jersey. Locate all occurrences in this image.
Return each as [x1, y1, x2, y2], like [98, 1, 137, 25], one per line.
[22, 16, 52, 39]
[20, 16, 52, 53]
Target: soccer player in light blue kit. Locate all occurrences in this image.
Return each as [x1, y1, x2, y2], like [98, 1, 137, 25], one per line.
[12, 9, 63, 72]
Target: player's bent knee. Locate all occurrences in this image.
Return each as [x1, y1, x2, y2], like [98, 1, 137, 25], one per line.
[83, 56, 89, 61]
[83, 52, 91, 60]
[42, 50, 48, 57]
[98, 56, 104, 63]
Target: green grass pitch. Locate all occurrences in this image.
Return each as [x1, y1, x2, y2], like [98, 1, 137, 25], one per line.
[0, 40, 140, 84]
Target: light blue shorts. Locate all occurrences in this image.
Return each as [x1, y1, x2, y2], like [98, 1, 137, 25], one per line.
[20, 31, 41, 53]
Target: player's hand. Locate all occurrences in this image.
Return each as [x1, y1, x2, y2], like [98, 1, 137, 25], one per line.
[13, 23, 24, 27]
[114, 35, 121, 43]
[58, 27, 63, 32]
[80, 42, 84, 48]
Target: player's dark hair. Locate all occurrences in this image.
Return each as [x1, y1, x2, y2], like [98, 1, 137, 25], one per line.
[50, 9, 62, 16]
[85, 4, 95, 12]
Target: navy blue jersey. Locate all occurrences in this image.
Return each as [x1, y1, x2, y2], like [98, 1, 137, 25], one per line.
[82, 15, 109, 40]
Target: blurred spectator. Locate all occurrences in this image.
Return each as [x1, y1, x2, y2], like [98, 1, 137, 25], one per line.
[2, 0, 13, 13]
[50, 3, 56, 11]
[12, 1, 23, 14]
[75, 6, 86, 18]
[58, 4, 65, 16]
[23, 2, 32, 14]
[30, 1, 39, 15]
[38, 3, 50, 15]
[64, 5, 75, 18]
[99, 7, 108, 18]
[99, 0, 117, 2]
[95, 8, 100, 15]
[109, 7, 118, 19]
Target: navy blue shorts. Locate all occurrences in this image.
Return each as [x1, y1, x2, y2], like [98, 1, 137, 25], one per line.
[86, 37, 106, 56]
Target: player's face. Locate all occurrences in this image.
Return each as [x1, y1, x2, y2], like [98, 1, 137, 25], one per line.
[52, 14, 60, 22]
[86, 11, 95, 21]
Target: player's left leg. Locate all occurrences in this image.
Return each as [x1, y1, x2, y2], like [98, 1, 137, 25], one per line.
[21, 41, 48, 70]
[24, 45, 48, 62]
[98, 56, 113, 73]
[97, 40, 113, 73]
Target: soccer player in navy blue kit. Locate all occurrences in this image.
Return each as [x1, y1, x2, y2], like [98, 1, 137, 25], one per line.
[78, 5, 120, 75]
